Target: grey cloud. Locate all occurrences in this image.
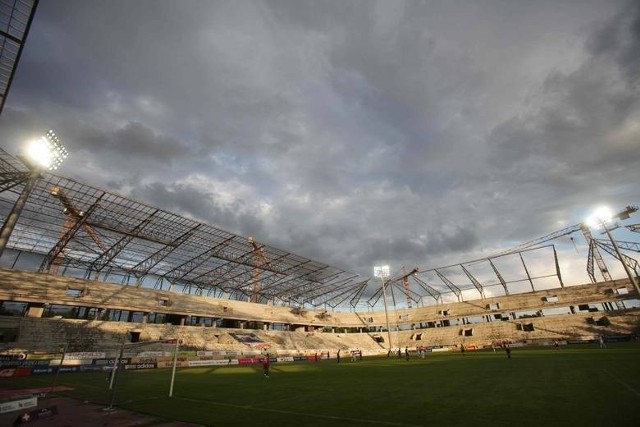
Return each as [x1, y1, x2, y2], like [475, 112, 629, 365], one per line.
[483, 1, 640, 241]
[587, 1, 640, 83]
[131, 181, 267, 239]
[2, 0, 638, 284]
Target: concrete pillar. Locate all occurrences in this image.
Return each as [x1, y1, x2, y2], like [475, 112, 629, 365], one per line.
[141, 312, 149, 324]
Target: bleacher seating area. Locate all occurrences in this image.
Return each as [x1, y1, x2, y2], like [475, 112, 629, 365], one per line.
[0, 268, 639, 356]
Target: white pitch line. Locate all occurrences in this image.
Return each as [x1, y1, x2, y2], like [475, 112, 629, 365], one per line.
[175, 396, 423, 427]
[604, 369, 640, 397]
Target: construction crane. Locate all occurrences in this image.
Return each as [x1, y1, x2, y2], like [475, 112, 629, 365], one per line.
[401, 266, 419, 308]
[248, 236, 272, 303]
[48, 186, 107, 274]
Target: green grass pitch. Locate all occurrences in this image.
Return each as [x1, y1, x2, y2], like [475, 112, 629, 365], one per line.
[3, 344, 640, 426]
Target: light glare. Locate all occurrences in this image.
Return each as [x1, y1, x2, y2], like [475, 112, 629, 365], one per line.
[374, 265, 390, 278]
[24, 130, 68, 170]
[585, 206, 613, 229]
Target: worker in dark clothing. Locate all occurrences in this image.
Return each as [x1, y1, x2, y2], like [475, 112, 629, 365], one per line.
[263, 355, 270, 377]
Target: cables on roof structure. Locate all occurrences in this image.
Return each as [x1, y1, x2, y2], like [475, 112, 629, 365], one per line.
[0, 148, 363, 308]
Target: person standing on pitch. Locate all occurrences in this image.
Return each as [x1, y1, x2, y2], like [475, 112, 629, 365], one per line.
[262, 355, 270, 378]
[337, 349, 341, 363]
[599, 335, 607, 349]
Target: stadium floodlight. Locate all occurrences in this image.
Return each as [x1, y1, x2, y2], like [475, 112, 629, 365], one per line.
[24, 130, 68, 170]
[585, 206, 639, 295]
[0, 130, 68, 258]
[374, 265, 393, 350]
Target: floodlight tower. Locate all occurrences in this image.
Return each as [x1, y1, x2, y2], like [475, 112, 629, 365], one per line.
[586, 206, 640, 295]
[374, 265, 393, 350]
[0, 130, 68, 257]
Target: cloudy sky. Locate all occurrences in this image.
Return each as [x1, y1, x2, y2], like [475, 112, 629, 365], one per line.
[1, 0, 639, 289]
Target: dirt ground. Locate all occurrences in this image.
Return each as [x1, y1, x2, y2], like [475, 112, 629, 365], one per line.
[0, 394, 202, 427]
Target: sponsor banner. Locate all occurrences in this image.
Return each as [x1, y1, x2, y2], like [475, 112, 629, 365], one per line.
[13, 406, 58, 424]
[237, 358, 261, 365]
[0, 354, 26, 361]
[130, 357, 156, 364]
[0, 360, 50, 367]
[93, 358, 130, 366]
[293, 356, 308, 362]
[0, 367, 32, 377]
[65, 352, 106, 359]
[0, 396, 38, 414]
[124, 363, 157, 370]
[138, 351, 168, 357]
[23, 354, 59, 360]
[56, 359, 94, 366]
[189, 359, 236, 367]
[56, 366, 79, 373]
[0, 368, 16, 377]
[276, 357, 294, 363]
[31, 367, 54, 375]
[78, 365, 105, 372]
[156, 361, 189, 369]
[430, 347, 450, 353]
[196, 351, 217, 357]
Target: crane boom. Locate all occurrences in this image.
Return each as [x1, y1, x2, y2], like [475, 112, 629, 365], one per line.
[48, 186, 107, 274]
[248, 236, 272, 303]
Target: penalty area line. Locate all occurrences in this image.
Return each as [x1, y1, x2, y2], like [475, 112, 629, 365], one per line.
[174, 396, 423, 427]
[603, 369, 640, 397]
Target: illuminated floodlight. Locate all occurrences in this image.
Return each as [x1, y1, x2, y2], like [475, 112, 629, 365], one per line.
[374, 265, 390, 278]
[585, 206, 639, 295]
[585, 206, 613, 229]
[24, 130, 68, 170]
[0, 130, 69, 257]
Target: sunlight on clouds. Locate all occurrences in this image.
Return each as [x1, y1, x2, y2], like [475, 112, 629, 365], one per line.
[182, 174, 254, 210]
[605, 116, 640, 147]
[258, 201, 273, 216]
[135, 96, 166, 117]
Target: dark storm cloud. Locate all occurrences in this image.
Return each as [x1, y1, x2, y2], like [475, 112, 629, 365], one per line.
[587, 1, 640, 82]
[0, 0, 637, 285]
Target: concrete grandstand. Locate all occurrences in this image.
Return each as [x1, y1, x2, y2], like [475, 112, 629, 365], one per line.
[0, 0, 638, 362]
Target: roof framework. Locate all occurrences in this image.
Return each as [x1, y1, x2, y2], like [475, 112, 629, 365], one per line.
[367, 224, 640, 308]
[0, 148, 363, 308]
[0, 0, 38, 114]
[1, 147, 638, 311]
